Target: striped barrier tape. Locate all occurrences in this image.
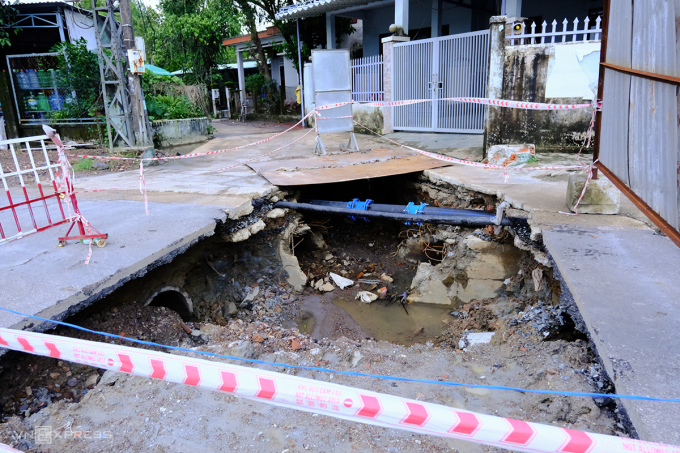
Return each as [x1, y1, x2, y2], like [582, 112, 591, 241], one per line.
[183, 125, 318, 178]
[65, 110, 316, 163]
[0, 327, 675, 453]
[353, 120, 591, 173]
[356, 98, 599, 110]
[62, 98, 596, 165]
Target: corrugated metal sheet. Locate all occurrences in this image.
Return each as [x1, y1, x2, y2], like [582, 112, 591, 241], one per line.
[600, 0, 680, 230]
[628, 0, 679, 229]
[599, 2, 631, 185]
[276, 0, 376, 20]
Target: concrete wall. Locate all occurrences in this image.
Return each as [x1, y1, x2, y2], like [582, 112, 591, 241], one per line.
[20, 123, 100, 143]
[487, 41, 600, 152]
[151, 117, 210, 147]
[353, 103, 383, 134]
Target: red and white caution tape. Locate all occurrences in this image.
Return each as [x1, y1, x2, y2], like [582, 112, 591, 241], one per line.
[0, 443, 21, 452]
[356, 98, 599, 110]
[0, 328, 674, 453]
[66, 110, 316, 163]
[139, 160, 148, 215]
[186, 125, 317, 177]
[353, 120, 590, 173]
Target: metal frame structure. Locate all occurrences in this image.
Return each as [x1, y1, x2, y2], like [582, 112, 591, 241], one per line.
[91, 0, 134, 149]
[593, 0, 680, 248]
[2, 11, 66, 40]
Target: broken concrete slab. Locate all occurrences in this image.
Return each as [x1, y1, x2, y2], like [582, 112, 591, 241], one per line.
[566, 172, 620, 214]
[226, 199, 254, 220]
[543, 225, 680, 444]
[278, 242, 307, 292]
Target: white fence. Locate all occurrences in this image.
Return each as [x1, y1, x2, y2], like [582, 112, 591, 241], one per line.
[351, 55, 383, 102]
[507, 16, 602, 46]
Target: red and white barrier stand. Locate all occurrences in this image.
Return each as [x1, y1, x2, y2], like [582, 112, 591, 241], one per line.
[0, 327, 676, 453]
[0, 135, 70, 244]
[39, 126, 108, 252]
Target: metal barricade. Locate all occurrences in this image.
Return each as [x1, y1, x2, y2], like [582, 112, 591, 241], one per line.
[0, 134, 68, 243]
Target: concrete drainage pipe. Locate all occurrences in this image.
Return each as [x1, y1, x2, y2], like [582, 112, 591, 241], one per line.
[145, 286, 193, 321]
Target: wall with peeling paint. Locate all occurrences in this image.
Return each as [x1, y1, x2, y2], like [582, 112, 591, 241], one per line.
[487, 42, 600, 153]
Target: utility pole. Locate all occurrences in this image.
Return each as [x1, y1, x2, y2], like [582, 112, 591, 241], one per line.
[119, 0, 152, 147]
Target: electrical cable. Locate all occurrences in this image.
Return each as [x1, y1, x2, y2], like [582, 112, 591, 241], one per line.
[1, 307, 679, 403]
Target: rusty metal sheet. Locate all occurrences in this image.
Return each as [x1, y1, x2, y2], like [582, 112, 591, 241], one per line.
[251, 152, 453, 186]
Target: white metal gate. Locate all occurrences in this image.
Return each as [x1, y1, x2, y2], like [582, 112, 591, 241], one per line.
[393, 30, 490, 133]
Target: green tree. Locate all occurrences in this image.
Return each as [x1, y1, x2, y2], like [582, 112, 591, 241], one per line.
[153, 0, 242, 83]
[234, 0, 354, 74]
[0, 0, 20, 48]
[277, 15, 354, 72]
[50, 39, 102, 119]
[131, 0, 161, 64]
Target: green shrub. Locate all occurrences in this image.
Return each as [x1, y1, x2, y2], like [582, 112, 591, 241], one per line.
[146, 94, 202, 120]
[72, 158, 93, 172]
[49, 39, 102, 119]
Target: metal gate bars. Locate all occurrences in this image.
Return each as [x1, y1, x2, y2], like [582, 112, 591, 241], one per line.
[392, 30, 490, 133]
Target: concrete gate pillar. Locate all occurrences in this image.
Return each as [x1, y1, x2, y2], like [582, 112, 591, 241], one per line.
[482, 16, 507, 159]
[381, 35, 410, 135]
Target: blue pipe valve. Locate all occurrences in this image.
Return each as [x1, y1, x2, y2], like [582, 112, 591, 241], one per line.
[404, 202, 427, 225]
[346, 198, 373, 222]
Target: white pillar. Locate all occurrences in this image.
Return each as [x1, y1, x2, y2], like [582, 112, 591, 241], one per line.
[236, 50, 246, 107]
[504, 0, 522, 18]
[483, 16, 507, 159]
[326, 13, 336, 49]
[431, 0, 441, 37]
[395, 0, 409, 35]
[56, 7, 66, 41]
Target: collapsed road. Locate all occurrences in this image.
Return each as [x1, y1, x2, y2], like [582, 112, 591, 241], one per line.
[0, 176, 644, 452]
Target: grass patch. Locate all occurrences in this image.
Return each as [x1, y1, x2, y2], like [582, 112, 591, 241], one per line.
[72, 158, 94, 172]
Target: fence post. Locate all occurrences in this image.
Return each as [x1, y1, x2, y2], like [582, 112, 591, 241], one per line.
[482, 15, 507, 159]
[381, 36, 410, 135]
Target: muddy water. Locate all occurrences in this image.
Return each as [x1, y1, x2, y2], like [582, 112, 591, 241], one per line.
[330, 298, 452, 345]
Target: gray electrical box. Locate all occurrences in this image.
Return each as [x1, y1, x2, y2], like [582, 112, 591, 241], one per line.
[311, 49, 358, 154]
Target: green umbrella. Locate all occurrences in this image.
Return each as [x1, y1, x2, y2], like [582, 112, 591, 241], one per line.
[145, 64, 173, 76]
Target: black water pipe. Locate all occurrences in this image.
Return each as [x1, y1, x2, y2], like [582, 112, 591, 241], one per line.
[274, 201, 513, 227]
[301, 199, 495, 218]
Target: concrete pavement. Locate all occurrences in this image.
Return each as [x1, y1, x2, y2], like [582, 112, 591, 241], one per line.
[545, 227, 680, 444]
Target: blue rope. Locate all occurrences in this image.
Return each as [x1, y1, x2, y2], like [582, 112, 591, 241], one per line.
[2, 307, 679, 403]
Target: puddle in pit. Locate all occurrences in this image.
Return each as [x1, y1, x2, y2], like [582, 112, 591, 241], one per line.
[330, 297, 452, 346]
[295, 311, 316, 336]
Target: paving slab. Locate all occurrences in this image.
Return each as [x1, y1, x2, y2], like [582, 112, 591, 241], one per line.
[543, 225, 680, 444]
[0, 199, 226, 331]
